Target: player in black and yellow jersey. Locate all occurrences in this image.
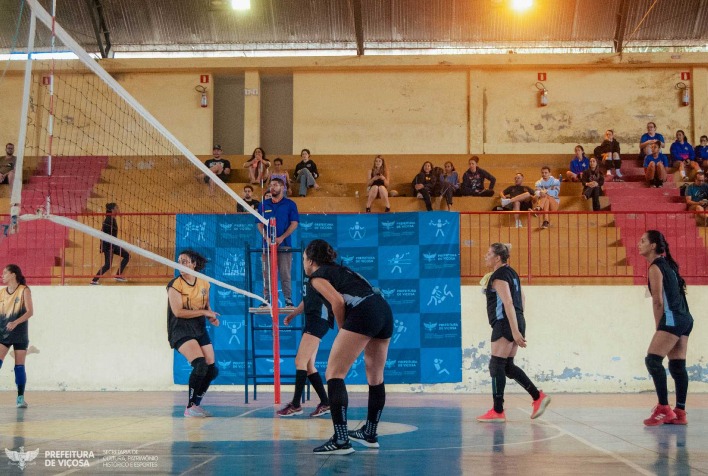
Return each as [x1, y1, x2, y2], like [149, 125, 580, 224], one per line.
[0, 264, 34, 408]
[168, 250, 220, 417]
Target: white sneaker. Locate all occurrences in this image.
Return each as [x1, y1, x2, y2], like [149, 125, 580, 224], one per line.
[606, 170, 612, 176]
[501, 198, 511, 207]
[615, 170, 623, 177]
[515, 220, 523, 228]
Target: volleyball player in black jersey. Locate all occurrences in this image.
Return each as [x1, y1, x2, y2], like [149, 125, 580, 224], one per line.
[167, 250, 220, 417]
[638, 230, 694, 426]
[478, 243, 550, 423]
[276, 277, 332, 418]
[304, 239, 394, 455]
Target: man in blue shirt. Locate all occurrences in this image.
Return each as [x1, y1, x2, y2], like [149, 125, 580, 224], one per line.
[685, 171, 708, 226]
[644, 141, 669, 188]
[257, 178, 299, 307]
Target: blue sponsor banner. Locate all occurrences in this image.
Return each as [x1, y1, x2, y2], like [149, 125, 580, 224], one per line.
[175, 212, 461, 385]
[378, 246, 419, 280]
[420, 348, 462, 383]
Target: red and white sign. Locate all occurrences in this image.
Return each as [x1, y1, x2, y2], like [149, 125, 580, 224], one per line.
[680, 72, 691, 81]
[42, 76, 51, 85]
[200, 75, 210, 84]
[538, 72, 547, 81]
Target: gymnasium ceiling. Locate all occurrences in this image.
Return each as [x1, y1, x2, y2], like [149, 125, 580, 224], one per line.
[1, 0, 707, 57]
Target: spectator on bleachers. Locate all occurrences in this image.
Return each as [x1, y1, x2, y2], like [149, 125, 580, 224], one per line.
[499, 172, 535, 228]
[670, 130, 697, 182]
[581, 157, 605, 212]
[685, 170, 708, 226]
[644, 140, 669, 188]
[533, 166, 560, 229]
[594, 129, 623, 181]
[365, 155, 391, 213]
[439, 161, 459, 210]
[1, 143, 16, 195]
[565, 145, 589, 182]
[459, 156, 496, 197]
[243, 147, 270, 185]
[412, 161, 437, 211]
[293, 149, 320, 197]
[202, 145, 231, 195]
[639, 122, 665, 159]
[269, 158, 291, 196]
[694, 135, 708, 170]
[236, 185, 260, 213]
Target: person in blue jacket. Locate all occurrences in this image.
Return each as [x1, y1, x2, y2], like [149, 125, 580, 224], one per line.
[565, 145, 589, 182]
[670, 130, 697, 182]
[639, 122, 665, 159]
[693, 135, 708, 170]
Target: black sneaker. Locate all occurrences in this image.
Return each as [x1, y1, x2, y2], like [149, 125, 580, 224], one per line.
[348, 428, 379, 448]
[313, 436, 354, 455]
[284, 299, 294, 307]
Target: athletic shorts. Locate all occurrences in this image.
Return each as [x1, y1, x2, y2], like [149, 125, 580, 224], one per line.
[491, 317, 526, 343]
[342, 294, 394, 340]
[0, 341, 28, 351]
[303, 315, 330, 339]
[658, 317, 693, 338]
[172, 332, 211, 351]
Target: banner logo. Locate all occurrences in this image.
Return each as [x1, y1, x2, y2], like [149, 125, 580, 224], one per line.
[428, 219, 451, 237]
[348, 222, 367, 240]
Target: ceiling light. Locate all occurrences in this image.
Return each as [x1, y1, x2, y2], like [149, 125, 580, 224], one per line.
[511, 0, 532, 12]
[231, 0, 250, 10]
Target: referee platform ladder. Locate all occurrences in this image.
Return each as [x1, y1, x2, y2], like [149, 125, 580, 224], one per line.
[244, 244, 309, 404]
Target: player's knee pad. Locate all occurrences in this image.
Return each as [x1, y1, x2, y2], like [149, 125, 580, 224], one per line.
[668, 359, 686, 379]
[645, 354, 664, 377]
[207, 364, 219, 382]
[191, 357, 208, 377]
[489, 356, 507, 378]
[327, 378, 348, 407]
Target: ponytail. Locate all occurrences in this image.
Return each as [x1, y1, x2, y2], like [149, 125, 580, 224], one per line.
[5, 264, 26, 286]
[646, 229, 686, 294]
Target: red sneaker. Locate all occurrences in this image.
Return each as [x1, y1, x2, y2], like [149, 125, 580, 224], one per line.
[531, 390, 551, 419]
[643, 404, 676, 426]
[667, 408, 687, 425]
[276, 402, 303, 417]
[477, 408, 506, 423]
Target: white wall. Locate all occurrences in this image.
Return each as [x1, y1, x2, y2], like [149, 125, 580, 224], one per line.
[2, 285, 705, 393]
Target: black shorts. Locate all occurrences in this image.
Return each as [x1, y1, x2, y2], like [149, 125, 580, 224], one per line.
[491, 317, 526, 343]
[0, 341, 28, 351]
[172, 332, 211, 351]
[341, 294, 394, 340]
[303, 315, 330, 339]
[658, 317, 693, 338]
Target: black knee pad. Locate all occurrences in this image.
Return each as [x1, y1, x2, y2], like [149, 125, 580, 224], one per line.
[191, 357, 208, 377]
[668, 359, 686, 379]
[645, 354, 664, 376]
[327, 378, 348, 407]
[489, 356, 507, 377]
[207, 364, 219, 382]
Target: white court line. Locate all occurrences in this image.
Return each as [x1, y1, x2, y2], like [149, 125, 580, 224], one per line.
[236, 406, 273, 418]
[516, 407, 654, 476]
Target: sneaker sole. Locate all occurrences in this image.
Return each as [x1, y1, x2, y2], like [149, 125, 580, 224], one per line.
[531, 396, 551, 419]
[350, 437, 379, 448]
[277, 411, 303, 417]
[477, 418, 506, 422]
[314, 448, 355, 455]
[310, 410, 331, 417]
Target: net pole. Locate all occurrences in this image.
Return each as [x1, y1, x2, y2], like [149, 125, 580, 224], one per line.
[46, 0, 57, 177]
[10, 9, 37, 232]
[268, 217, 281, 404]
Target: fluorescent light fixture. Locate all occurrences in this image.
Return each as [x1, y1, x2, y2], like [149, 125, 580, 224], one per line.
[231, 0, 250, 10]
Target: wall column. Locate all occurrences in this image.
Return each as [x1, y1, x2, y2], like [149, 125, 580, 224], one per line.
[692, 67, 707, 144]
[243, 70, 261, 154]
[468, 69, 484, 154]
